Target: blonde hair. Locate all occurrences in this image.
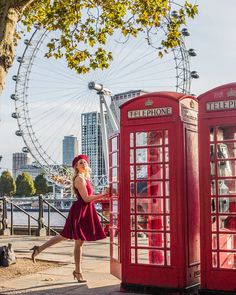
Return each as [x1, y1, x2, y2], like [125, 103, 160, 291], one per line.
[72, 164, 91, 193]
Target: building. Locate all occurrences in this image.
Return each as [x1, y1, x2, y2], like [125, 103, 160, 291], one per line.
[15, 163, 44, 180]
[110, 89, 148, 122]
[62, 135, 78, 166]
[81, 112, 106, 178]
[12, 152, 31, 179]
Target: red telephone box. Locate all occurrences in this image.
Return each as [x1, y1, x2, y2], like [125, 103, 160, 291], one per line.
[110, 92, 200, 293]
[198, 83, 236, 294]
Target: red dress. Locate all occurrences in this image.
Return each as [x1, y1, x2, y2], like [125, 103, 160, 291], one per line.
[60, 179, 106, 241]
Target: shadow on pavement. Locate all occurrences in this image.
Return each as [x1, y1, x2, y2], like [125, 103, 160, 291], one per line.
[0, 282, 121, 295]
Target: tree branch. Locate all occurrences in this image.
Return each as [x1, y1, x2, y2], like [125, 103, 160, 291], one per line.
[12, 0, 35, 11]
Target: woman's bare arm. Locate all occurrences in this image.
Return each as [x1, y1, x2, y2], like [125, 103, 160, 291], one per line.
[74, 176, 109, 203]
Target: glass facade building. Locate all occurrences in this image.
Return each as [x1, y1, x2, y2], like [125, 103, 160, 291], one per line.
[62, 135, 78, 166]
[81, 112, 106, 178]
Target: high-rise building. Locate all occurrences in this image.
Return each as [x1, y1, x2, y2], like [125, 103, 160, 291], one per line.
[62, 135, 78, 166]
[12, 152, 31, 179]
[81, 112, 106, 178]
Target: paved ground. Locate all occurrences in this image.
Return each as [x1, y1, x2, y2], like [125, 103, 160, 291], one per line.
[0, 235, 139, 295]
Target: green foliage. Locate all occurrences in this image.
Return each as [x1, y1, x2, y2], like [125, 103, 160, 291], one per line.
[22, 0, 198, 74]
[0, 171, 16, 196]
[16, 172, 36, 197]
[34, 173, 49, 195]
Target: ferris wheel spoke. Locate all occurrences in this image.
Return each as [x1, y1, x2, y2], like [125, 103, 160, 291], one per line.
[33, 92, 94, 144]
[105, 54, 173, 84]
[33, 91, 89, 134]
[32, 55, 78, 81]
[28, 89, 81, 105]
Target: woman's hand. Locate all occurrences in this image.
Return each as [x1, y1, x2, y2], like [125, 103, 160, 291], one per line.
[101, 187, 110, 199]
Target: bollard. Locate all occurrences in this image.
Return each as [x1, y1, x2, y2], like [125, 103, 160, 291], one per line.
[37, 195, 46, 236]
[0, 197, 10, 235]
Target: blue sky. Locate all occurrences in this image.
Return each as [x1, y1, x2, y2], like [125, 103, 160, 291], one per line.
[1, 0, 236, 171]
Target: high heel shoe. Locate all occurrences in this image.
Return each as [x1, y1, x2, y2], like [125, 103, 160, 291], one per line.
[73, 270, 87, 283]
[30, 246, 40, 263]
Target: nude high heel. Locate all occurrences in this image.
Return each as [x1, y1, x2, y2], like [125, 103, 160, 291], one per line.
[30, 246, 40, 263]
[73, 270, 87, 283]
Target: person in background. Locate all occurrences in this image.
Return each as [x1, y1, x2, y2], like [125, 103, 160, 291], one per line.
[30, 154, 109, 283]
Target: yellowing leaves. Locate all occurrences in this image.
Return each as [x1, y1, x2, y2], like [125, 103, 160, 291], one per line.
[22, 0, 198, 74]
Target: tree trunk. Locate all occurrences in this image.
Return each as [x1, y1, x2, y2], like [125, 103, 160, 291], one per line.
[0, 0, 34, 95]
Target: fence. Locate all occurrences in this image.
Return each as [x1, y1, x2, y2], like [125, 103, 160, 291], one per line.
[0, 196, 109, 236]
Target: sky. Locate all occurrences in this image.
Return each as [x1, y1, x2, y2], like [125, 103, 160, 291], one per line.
[1, 0, 236, 172]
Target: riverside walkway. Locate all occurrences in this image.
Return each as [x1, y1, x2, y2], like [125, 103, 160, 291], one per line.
[0, 236, 139, 295]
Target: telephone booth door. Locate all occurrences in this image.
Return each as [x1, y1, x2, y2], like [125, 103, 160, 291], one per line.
[198, 83, 236, 294]
[116, 92, 200, 293]
[109, 133, 121, 279]
[121, 124, 177, 287]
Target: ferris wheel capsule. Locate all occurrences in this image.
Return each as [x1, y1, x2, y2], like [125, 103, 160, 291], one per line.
[188, 49, 197, 57]
[34, 23, 41, 29]
[24, 39, 31, 45]
[11, 112, 19, 119]
[181, 28, 190, 37]
[17, 56, 24, 63]
[15, 130, 23, 136]
[191, 71, 200, 79]
[171, 11, 179, 18]
[10, 94, 17, 100]
[22, 147, 30, 153]
[12, 75, 19, 81]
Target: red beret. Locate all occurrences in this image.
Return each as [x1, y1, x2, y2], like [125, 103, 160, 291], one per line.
[72, 154, 89, 168]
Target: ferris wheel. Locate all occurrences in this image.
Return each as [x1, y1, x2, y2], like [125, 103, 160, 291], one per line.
[11, 10, 199, 189]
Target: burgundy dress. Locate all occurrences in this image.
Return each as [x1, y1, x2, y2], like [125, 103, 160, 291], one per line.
[60, 179, 106, 241]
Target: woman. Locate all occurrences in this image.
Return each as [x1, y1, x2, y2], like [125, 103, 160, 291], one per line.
[30, 154, 109, 283]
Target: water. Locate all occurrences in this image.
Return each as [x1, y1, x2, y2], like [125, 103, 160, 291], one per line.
[7, 211, 68, 227]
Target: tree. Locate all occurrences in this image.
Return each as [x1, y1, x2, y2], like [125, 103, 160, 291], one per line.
[15, 172, 35, 196]
[0, 171, 16, 196]
[0, 1, 34, 94]
[34, 173, 49, 195]
[0, 0, 198, 94]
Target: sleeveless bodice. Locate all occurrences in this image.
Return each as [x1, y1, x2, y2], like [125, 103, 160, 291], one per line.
[74, 179, 93, 201]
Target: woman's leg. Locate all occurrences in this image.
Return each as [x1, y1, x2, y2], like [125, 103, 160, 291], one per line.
[32, 234, 67, 261]
[38, 234, 67, 253]
[74, 239, 85, 274]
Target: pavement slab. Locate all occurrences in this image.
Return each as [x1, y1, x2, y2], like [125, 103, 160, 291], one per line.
[0, 236, 141, 295]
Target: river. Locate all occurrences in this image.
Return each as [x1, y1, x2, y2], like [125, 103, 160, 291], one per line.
[7, 210, 69, 227]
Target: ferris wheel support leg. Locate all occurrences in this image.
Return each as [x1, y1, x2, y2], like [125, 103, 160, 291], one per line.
[102, 95, 119, 132]
[99, 94, 109, 177]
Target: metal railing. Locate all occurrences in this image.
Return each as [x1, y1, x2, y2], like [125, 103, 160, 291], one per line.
[0, 196, 109, 236]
